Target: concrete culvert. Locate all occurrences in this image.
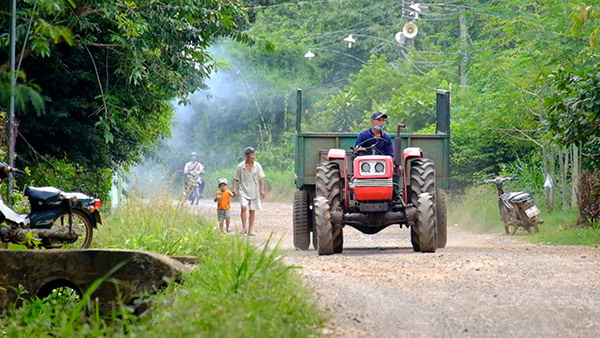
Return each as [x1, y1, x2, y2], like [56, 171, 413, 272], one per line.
[36, 278, 83, 303]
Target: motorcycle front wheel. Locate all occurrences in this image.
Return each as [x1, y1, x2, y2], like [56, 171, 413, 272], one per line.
[53, 210, 94, 249]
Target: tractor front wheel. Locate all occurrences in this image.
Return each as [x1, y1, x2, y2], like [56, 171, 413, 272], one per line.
[315, 161, 343, 255]
[314, 197, 334, 255]
[411, 193, 437, 253]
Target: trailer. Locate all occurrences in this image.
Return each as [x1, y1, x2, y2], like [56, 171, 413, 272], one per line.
[293, 89, 451, 254]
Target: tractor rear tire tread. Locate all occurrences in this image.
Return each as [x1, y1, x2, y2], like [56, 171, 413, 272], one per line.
[410, 158, 436, 202]
[436, 188, 448, 248]
[293, 190, 311, 250]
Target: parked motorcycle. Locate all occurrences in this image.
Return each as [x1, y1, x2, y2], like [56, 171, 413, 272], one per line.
[484, 177, 543, 235]
[185, 169, 204, 205]
[0, 163, 102, 248]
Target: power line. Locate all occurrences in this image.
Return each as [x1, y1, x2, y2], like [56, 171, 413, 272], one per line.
[248, 0, 330, 11]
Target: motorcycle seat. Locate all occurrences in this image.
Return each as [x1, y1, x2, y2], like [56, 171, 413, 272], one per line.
[25, 187, 64, 202]
[501, 192, 531, 204]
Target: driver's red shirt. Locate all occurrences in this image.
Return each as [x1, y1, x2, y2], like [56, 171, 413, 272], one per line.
[355, 128, 394, 157]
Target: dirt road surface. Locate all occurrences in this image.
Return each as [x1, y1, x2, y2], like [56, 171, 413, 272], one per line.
[192, 200, 600, 337]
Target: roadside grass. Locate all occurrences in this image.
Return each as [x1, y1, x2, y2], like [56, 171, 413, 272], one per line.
[448, 185, 600, 246]
[526, 211, 600, 246]
[449, 185, 600, 246]
[448, 185, 503, 233]
[205, 167, 295, 202]
[0, 188, 324, 337]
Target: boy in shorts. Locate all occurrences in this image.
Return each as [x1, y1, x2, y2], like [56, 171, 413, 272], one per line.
[214, 178, 235, 233]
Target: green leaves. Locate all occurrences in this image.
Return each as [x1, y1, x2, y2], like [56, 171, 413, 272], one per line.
[544, 59, 600, 170]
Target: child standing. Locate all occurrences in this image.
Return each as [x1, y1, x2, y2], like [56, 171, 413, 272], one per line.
[214, 178, 235, 233]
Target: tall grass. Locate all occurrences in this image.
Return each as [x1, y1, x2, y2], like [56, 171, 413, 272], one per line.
[450, 184, 600, 246]
[0, 189, 324, 337]
[448, 184, 503, 233]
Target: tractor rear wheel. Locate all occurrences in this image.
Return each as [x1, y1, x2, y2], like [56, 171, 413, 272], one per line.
[315, 161, 343, 255]
[293, 190, 311, 250]
[410, 158, 438, 253]
[436, 188, 448, 248]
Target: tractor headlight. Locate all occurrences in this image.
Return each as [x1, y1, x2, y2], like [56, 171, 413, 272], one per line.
[361, 162, 371, 173]
[375, 162, 385, 173]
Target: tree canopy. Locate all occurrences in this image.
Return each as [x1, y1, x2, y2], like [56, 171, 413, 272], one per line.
[2, 0, 599, 197]
[0, 0, 252, 197]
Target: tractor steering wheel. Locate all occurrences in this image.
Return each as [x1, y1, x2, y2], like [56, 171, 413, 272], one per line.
[353, 137, 391, 156]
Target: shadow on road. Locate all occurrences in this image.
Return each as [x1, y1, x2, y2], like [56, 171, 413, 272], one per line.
[337, 246, 414, 256]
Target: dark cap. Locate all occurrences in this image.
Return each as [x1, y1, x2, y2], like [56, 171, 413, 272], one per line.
[244, 147, 256, 155]
[371, 111, 388, 120]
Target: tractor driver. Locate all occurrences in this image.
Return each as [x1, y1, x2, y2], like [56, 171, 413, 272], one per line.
[355, 111, 394, 157]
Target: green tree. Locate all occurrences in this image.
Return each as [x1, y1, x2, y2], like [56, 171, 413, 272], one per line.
[0, 0, 251, 198]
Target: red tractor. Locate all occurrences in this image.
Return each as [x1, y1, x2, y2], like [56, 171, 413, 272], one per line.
[309, 123, 447, 255]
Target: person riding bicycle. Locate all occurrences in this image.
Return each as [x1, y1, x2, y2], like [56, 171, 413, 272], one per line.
[355, 111, 394, 157]
[184, 152, 205, 198]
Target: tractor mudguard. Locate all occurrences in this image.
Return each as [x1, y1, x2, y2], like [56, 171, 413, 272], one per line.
[327, 149, 346, 160]
[403, 147, 423, 161]
[327, 149, 350, 209]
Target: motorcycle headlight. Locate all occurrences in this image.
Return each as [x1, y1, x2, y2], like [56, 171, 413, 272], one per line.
[361, 162, 371, 173]
[375, 162, 385, 173]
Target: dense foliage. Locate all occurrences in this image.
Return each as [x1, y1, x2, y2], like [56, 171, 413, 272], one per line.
[150, 0, 599, 192]
[2, 0, 599, 196]
[0, 0, 252, 199]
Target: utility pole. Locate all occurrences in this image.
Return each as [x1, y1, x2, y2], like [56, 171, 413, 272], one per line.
[7, 0, 17, 205]
[459, 9, 468, 87]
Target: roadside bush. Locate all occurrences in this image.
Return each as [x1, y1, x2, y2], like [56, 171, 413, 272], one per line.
[499, 152, 544, 194]
[577, 171, 600, 227]
[0, 188, 324, 336]
[448, 184, 502, 233]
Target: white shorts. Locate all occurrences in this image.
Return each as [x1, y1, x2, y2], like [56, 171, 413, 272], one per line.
[240, 196, 262, 211]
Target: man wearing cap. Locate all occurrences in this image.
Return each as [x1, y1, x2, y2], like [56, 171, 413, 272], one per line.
[355, 111, 394, 157]
[233, 147, 266, 236]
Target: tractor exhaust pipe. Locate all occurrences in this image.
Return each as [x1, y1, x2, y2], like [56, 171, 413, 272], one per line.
[393, 123, 405, 166]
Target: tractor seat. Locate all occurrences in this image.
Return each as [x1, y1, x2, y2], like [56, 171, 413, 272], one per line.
[25, 187, 64, 202]
[501, 192, 531, 204]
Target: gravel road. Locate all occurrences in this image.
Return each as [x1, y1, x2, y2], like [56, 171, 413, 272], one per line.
[192, 200, 600, 337]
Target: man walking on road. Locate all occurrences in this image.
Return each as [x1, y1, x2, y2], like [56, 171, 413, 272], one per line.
[233, 147, 265, 236]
